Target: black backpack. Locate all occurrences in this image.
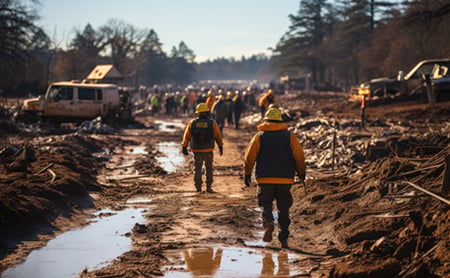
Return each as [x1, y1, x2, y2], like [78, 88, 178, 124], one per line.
[191, 118, 214, 149]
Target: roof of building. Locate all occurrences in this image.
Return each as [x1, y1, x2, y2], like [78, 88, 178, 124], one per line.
[86, 64, 122, 80]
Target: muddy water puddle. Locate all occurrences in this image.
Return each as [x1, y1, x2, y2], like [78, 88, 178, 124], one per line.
[98, 140, 185, 184]
[155, 142, 185, 173]
[163, 245, 307, 277]
[1, 208, 145, 278]
[154, 119, 186, 132]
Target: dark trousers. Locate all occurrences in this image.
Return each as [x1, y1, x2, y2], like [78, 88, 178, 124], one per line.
[215, 117, 225, 134]
[257, 184, 293, 240]
[234, 112, 241, 129]
[260, 106, 266, 119]
[227, 111, 234, 126]
[193, 152, 214, 190]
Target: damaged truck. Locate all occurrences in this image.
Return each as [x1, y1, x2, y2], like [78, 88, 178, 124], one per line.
[22, 81, 132, 124]
[349, 58, 450, 104]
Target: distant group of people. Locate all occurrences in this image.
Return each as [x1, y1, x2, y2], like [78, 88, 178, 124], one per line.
[190, 89, 253, 132]
[180, 87, 306, 249]
[146, 88, 257, 121]
[147, 88, 259, 137]
[147, 91, 187, 116]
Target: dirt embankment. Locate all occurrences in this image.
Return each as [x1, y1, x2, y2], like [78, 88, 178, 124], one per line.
[0, 93, 449, 277]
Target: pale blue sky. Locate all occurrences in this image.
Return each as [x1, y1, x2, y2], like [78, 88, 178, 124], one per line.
[37, 0, 300, 62]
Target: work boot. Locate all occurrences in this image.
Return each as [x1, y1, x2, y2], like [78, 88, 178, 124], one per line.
[195, 186, 202, 192]
[206, 185, 214, 193]
[262, 222, 274, 242]
[280, 238, 289, 248]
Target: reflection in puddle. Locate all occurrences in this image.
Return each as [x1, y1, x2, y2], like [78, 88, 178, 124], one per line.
[118, 146, 147, 168]
[154, 120, 186, 132]
[163, 246, 306, 277]
[156, 142, 185, 173]
[1, 208, 145, 278]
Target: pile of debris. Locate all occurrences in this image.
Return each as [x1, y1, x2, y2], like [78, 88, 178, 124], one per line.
[283, 104, 449, 277]
[0, 133, 108, 254]
[292, 113, 450, 173]
[242, 93, 449, 277]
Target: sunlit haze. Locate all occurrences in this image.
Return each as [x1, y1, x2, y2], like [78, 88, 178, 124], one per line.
[37, 0, 300, 63]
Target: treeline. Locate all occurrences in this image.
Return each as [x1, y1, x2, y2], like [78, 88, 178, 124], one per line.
[196, 55, 273, 82]
[273, 0, 450, 90]
[1, 0, 449, 97]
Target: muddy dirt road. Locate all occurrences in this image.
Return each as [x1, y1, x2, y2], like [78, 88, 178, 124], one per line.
[0, 93, 449, 277]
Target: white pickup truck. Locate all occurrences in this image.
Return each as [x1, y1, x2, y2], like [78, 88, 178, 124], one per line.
[22, 81, 132, 123]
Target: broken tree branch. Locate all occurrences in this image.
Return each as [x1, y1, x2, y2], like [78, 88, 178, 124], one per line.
[442, 155, 450, 195]
[107, 174, 153, 181]
[403, 181, 450, 206]
[411, 164, 445, 184]
[398, 164, 442, 177]
[339, 173, 378, 192]
[47, 168, 56, 184]
[419, 146, 450, 168]
[34, 163, 54, 175]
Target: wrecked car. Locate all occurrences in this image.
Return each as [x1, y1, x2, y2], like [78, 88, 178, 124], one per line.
[410, 62, 450, 102]
[349, 58, 450, 103]
[22, 81, 132, 123]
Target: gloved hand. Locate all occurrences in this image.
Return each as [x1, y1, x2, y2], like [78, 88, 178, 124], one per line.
[182, 146, 188, 155]
[244, 175, 251, 187]
[218, 146, 223, 156]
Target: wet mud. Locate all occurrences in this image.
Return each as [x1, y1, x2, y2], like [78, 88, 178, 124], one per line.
[0, 93, 449, 277]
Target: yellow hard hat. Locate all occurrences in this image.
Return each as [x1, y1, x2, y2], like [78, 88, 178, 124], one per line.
[195, 102, 210, 114]
[264, 107, 282, 122]
[207, 90, 214, 96]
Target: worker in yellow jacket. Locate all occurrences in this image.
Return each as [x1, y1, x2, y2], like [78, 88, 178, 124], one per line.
[182, 103, 223, 193]
[205, 90, 216, 111]
[244, 107, 306, 248]
[258, 89, 276, 119]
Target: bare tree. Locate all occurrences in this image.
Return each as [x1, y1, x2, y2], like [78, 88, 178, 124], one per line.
[0, 0, 43, 93]
[57, 23, 110, 80]
[100, 19, 146, 76]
